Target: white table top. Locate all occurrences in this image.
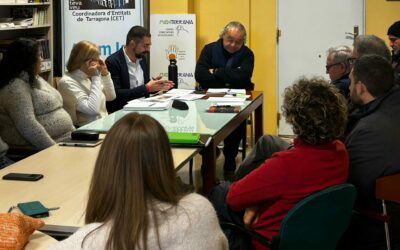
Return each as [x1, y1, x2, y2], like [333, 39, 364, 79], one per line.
[0, 144, 198, 229]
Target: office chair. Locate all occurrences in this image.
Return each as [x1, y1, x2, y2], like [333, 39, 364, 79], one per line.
[221, 183, 356, 250]
[356, 173, 400, 250]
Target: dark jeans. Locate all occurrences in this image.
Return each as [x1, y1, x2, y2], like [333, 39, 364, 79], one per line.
[223, 121, 247, 171]
[208, 182, 252, 250]
[235, 135, 291, 180]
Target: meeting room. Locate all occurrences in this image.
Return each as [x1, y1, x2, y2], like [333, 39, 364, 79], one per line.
[0, 0, 399, 249]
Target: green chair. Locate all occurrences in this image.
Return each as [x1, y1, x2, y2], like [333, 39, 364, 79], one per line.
[221, 183, 356, 250]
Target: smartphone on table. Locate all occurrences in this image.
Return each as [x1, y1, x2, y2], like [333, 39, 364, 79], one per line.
[2, 173, 43, 181]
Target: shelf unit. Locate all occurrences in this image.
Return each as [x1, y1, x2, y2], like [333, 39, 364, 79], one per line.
[0, 0, 53, 83]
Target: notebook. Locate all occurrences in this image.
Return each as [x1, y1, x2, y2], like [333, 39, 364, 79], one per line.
[168, 133, 212, 148]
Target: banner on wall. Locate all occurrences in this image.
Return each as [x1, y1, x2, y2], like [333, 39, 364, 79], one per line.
[150, 14, 196, 89]
[62, 0, 144, 72]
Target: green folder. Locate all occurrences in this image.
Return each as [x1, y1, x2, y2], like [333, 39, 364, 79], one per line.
[168, 132, 200, 144]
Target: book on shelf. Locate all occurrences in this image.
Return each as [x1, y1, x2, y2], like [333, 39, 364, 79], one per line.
[11, 7, 48, 26]
[11, 7, 33, 18]
[36, 38, 50, 59]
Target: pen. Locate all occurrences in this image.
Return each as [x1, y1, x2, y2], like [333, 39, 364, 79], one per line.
[48, 207, 60, 211]
[204, 136, 212, 147]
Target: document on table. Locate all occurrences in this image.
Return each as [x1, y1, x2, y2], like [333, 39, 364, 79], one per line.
[165, 89, 194, 96]
[206, 88, 230, 93]
[123, 100, 172, 110]
[227, 89, 246, 94]
[206, 88, 246, 94]
[176, 93, 205, 101]
[207, 97, 247, 103]
[163, 89, 203, 101]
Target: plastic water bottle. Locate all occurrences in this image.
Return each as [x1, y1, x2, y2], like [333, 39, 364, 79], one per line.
[168, 54, 178, 89]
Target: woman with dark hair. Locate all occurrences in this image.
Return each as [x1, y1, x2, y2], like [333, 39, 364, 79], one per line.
[210, 77, 349, 250]
[0, 38, 74, 150]
[50, 113, 227, 250]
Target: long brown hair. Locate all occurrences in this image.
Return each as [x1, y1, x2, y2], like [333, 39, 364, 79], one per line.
[85, 113, 181, 250]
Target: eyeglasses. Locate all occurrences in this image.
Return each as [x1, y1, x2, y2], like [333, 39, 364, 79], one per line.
[347, 57, 357, 66]
[325, 62, 341, 71]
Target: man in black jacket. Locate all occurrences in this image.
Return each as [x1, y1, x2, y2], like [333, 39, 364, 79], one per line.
[388, 20, 400, 85]
[105, 26, 174, 113]
[195, 21, 254, 176]
[325, 45, 352, 99]
[195, 22, 254, 90]
[339, 55, 400, 250]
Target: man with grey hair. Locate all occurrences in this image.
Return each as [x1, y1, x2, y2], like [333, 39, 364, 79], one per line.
[195, 21, 254, 176]
[195, 21, 254, 90]
[326, 45, 352, 98]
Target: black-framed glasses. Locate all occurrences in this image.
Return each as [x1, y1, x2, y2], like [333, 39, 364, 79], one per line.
[325, 62, 341, 71]
[347, 57, 357, 66]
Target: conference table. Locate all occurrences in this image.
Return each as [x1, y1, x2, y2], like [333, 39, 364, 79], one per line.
[0, 90, 263, 247]
[0, 143, 199, 239]
[78, 91, 264, 193]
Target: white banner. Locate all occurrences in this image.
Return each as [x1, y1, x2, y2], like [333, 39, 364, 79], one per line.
[150, 14, 196, 90]
[62, 0, 144, 72]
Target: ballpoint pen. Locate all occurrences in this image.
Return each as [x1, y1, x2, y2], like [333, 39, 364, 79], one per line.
[8, 206, 15, 213]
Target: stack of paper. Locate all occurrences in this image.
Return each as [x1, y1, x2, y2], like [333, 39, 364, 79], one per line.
[206, 88, 246, 94]
[162, 89, 204, 101]
[123, 99, 172, 111]
[207, 88, 230, 94]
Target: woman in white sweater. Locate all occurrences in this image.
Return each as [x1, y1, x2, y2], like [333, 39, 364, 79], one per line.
[0, 38, 74, 150]
[49, 113, 228, 250]
[58, 40, 115, 127]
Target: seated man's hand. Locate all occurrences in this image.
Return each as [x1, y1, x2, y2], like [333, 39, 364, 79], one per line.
[147, 79, 175, 92]
[243, 206, 259, 226]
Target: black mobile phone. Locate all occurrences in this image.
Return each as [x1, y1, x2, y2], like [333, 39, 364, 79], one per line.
[2, 173, 43, 181]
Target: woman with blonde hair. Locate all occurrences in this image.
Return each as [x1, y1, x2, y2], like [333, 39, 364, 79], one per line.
[58, 40, 115, 127]
[50, 113, 228, 250]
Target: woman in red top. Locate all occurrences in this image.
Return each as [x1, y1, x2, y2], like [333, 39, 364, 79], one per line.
[211, 77, 349, 250]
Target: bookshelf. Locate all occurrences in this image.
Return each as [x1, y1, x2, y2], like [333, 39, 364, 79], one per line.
[0, 0, 53, 83]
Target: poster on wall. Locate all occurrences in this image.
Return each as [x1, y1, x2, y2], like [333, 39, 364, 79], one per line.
[150, 14, 196, 89]
[62, 0, 144, 72]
